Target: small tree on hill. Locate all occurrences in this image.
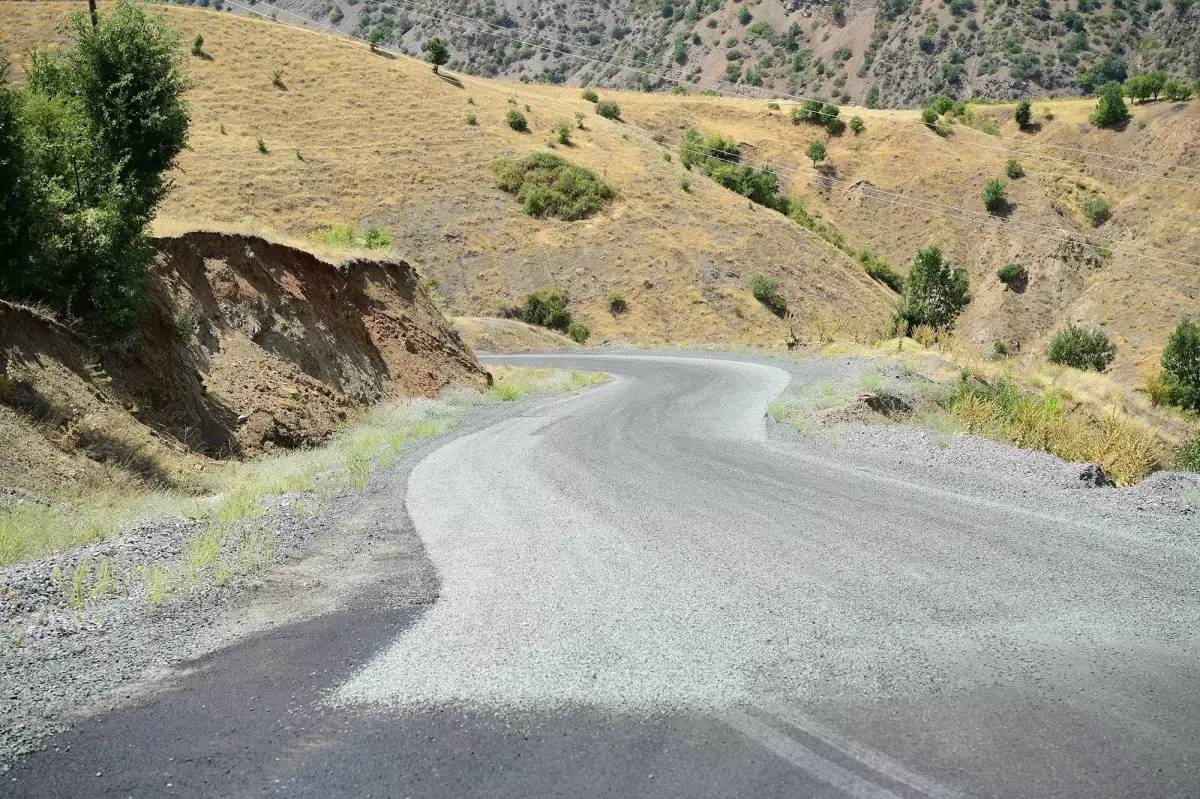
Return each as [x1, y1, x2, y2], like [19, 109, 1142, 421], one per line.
[1090, 82, 1129, 127]
[894, 246, 971, 333]
[191, 33, 204, 56]
[806, 139, 827, 167]
[1014, 99, 1031, 127]
[848, 115, 864, 134]
[1161, 318, 1200, 410]
[983, 178, 1007, 213]
[425, 37, 448, 72]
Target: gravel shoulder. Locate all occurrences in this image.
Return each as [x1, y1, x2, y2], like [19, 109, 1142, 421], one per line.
[0, 389, 568, 769]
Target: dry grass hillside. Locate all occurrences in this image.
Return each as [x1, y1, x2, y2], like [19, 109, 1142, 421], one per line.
[3, 1, 897, 350]
[4, 2, 1198, 390]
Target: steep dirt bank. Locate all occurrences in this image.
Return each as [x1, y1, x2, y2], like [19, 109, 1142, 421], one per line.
[0, 231, 485, 497]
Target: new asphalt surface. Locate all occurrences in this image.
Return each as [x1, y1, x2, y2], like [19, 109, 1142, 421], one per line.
[7, 353, 1199, 797]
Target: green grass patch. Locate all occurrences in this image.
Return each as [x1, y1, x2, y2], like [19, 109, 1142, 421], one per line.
[494, 153, 616, 221]
[307, 222, 392, 250]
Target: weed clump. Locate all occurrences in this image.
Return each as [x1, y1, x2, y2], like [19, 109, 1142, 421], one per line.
[607, 291, 627, 313]
[997, 262, 1028, 289]
[308, 222, 392, 250]
[506, 109, 528, 131]
[595, 100, 622, 120]
[581, 88, 599, 102]
[750, 275, 788, 316]
[493, 152, 616, 221]
[1046, 323, 1116, 372]
[1083, 197, 1110, 226]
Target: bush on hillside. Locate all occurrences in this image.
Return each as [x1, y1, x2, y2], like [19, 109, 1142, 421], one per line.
[581, 89, 598, 102]
[805, 139, 827, 167]
[983, 178, 1007, 213]
[1005, 159, 1024, 178]
[553, 121, 571, 145]
[863, 257, 903, 292]
[1045, 323, 1116, 372]
[1161, 318, 1200, 410]
[1082, 197, 1110, 226]
[1090, 82, 1130, 127]
[191, 33, 204, 56]
[567, 322, 590, 344]
[493, 152, 616, 221]
[0, 4, 190, 332]
[893, 246, 970, 333]
[506, 109, 528, 131]
[1176, 433, 1200, 473]
[932, 94, 954, 115]
[1014, 99, 1031, 127]
[997, 262, 1028, 288]
[607, 291, 627, 313]
[848, 115, 864, 134]
[595, 100, 621, 120]
[520, 288, 572, 331]
[749, 275, 787, 316]
[921, 107, 939, 128]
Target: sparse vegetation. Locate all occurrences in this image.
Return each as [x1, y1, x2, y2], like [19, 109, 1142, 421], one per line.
[848, 115, 864, 134]
[607, 291, 627, 313]
[1082, 197, 1110, 226]
[1159, 318, 1200, 410]
[271, 69, 283, 88]
[506, 109, 528, 131]
[581, 88, 598, 102]
[1176, 433, 1200, 472]
[191, 33, 204, 56]
[805, 139, 827, 167]
[894, 246, 970, 334]
[1005, 160, 1024, 179]
[1090, 82, 1130, 127]
[553, 121, 572, 145]
[1045, 324, 1116, 372]
[424, 37, 449, 73]
[567, 322, 590, 344]
[1014, 99, 1031, 128]
[983, 178, 1007, 213]
[595, 100, 622, 120]
[0, 4, 190, 332]
[257, 137, 268, 153]
[466, 112, 477, 125]
[494, 152, 616, 221]
[307, 222, 392, 250]
[997, 262, 1028, 289]
[750, 275, 787, 316]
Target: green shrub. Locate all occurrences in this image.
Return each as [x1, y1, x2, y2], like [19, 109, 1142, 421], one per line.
[424, 37, 449, 73]
[848, 115, 864, 134]
[863, 257, 903, 292]
[0, 4, 190, 332]
[567, 322, 590, 344]
[1045, 323, 1116, 371]
[581, 89, 598, 102]
[1161, 318, 1200, 410]
[1082, 197, 1110, 226]
[595, 100, 621, 120]
[672, 85, 689, 95]
[520, 288, 572, 330]
[1005, 159, 1024, 178]
[465, 112, 477, 125]
[921, 107, 939, 127]
[506, 109, 528, 131]
[191, 33, 204, 56]
[1176, 433, 1200, 472]
[308, 223, 391, 250]
[1014, 99, 1031, 127]
[932, 94, 954, 115]
[996, 262, 1028, 288]
[272, 69, 283, 88]
[493, 152, 616, 221]
[749, 275, 787, 316]
[257, 137, 268, 153]
[679, 176, 691, 191]
[894, 246, 970, 333]
[805, 139, 827, 167]
[607, 291, 627, 312]
[983, 178, 1007, 213]
[738, 5, 752, 24]
[554, 121, 571, 145]
[1090, 82, 1130, 127]
[766, 101, 780, 110]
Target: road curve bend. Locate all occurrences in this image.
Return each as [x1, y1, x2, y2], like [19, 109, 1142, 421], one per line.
[334, 353, 1200, 798]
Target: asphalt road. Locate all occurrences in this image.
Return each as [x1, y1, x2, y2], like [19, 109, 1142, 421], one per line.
[9, 353, 1200, 797]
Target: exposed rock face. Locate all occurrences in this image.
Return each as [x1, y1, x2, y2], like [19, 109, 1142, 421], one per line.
[0, 232, 486, 494]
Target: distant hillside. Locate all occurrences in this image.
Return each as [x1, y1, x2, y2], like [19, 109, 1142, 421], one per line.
[4, 3, 1198, 392]
[193, 0, 1199, 107]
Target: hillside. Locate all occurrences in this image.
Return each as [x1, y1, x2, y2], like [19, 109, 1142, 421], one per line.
[0, 230, 484, 497]
[4, 2, 1198, 390]
[195, 0, 1198, 107]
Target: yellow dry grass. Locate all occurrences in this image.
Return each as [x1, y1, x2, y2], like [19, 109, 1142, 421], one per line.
[1, 1, 895, 349]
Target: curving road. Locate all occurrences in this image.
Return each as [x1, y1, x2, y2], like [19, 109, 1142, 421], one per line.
[10, 353, 1200, 797]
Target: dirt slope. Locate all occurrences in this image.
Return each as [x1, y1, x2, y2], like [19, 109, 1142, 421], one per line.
[0, 231, 484, 496]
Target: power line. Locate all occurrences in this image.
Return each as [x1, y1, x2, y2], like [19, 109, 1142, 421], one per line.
[381, 0, 1200, 184]
[216, 1, 1200, 269]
